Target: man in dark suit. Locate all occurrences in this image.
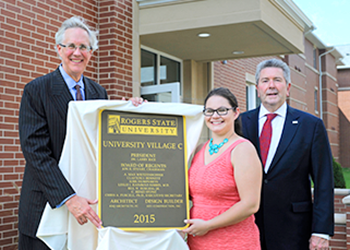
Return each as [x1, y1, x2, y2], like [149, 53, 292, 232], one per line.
[240, 59, 334, 250]
[18, 16, 142, 249]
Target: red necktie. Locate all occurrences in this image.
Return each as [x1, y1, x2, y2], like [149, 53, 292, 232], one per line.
[75, 85, 83, 101]
[260, 113, 277, 168]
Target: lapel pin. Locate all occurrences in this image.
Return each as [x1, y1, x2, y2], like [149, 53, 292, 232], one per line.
[292, 120, 298, 124]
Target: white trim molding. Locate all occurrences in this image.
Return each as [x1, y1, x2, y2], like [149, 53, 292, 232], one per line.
[338, 87, 350, 91]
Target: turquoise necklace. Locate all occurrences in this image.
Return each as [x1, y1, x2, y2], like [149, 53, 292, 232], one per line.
[208, 137, 228, 155]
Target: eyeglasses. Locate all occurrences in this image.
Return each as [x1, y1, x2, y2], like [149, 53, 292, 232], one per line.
[203, 107, 235, 116]
[59, 43, 92, 52]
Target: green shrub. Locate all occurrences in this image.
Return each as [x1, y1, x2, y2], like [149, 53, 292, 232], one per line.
[333, 157, 346, 188]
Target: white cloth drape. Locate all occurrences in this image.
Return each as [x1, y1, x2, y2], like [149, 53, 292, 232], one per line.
[37, 100, 204, 250]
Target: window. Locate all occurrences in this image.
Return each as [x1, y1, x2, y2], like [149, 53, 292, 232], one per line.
[313, 47, 317, 69]
[141, 47, 182, 102]
[314, 87, 318, 113]
[141, 49, 157, 86]
[160, 56, 181, 85]
[246, 83, 260, 110]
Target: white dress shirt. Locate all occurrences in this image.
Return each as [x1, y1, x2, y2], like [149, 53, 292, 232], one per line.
[59, 64, 85, 100]
[258, 102, 287, 173]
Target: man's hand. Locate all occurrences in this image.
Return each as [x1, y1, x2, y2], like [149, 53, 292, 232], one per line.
[122, 97, 147, 107]
[65, 195, 102, 228]
[309, 235, 329, 250]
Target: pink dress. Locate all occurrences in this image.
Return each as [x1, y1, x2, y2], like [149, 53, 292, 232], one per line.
[187, 138, 260, 250]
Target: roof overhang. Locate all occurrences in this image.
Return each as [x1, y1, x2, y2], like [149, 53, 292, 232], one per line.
[335, 45, 350, 67]
[137, 0, 311, 62]
[305, 32, 345, 66]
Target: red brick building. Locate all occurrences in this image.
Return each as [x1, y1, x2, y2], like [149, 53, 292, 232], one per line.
[337, 66, 350, 169]
[0, 0, 347, 249]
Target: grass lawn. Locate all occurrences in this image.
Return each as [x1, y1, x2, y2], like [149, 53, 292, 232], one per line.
[342, 168, 350, 189]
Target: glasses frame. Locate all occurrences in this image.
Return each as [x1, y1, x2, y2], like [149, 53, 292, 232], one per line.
[203, 107, 235, 117]
[59, 43, 92, 52]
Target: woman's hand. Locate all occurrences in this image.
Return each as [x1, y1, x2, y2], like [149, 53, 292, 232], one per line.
[182, 219, 211, 237]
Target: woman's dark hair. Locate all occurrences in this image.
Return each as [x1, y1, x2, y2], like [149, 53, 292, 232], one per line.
[204, 87, 243, 136]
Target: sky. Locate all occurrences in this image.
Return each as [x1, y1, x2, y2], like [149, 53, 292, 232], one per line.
[293, 0, 350, 65]
[293, 0, 350, 46]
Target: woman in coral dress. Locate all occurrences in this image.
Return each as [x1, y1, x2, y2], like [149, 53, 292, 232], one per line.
[183, 87, 262, 250]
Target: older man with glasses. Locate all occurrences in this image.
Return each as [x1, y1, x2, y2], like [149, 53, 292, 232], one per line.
[18, 16, 143, 249]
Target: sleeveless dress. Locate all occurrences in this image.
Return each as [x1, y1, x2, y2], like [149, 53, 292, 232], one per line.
[187, 138, 260, 250]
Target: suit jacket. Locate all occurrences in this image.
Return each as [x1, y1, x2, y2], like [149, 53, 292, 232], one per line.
[18, 68, 108, 237]
[240, 105, 334, 250]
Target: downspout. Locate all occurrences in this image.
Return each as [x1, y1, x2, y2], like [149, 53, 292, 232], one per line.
[318, 47, 335, 120]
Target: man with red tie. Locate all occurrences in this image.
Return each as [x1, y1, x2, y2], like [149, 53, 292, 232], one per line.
[240, 59, 334, 250]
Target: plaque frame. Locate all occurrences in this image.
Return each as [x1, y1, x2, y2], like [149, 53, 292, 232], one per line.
[98, 109, 190, 231]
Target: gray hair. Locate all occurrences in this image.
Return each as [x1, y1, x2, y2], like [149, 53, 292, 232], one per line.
[55, 16, 98, 56]
[255, 59, 290, 85]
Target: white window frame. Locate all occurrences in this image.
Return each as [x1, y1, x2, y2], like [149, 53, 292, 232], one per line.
[141, 82, 180, 103]
[246, 83, 257, 110]
[314, 86, 319, 114]
[245, 73, 260, 110]
[140, 45, 183, 103]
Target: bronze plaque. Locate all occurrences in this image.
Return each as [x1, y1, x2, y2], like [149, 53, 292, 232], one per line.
[98, 110, 189, 230]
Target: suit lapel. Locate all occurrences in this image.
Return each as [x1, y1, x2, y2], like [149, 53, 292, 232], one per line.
[50, 71, 100, 117]
[50, 68, 73, 121]
[268, 106, 300, 172]
[84, 77, 98, 100]
[244, 108, 266, 175]
[245, 108, 260, 152]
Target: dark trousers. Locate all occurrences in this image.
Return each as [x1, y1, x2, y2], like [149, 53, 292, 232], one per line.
[18, 232, 50, 250]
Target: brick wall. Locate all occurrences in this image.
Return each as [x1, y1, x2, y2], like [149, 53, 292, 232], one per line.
[213, 60, 247, 111]
[98, 0, 133, 99]
[331, 192, 350, 250]
[0, 1, 133, 249]
[331, 224, 347, 250]
[321, 58, 339, 160]
[337, 68, 350, 169]
[338, 90, 350, 169]
[332, 191, 350, 248]
[335, 194, 348, 214]
[338, 68, 350, 88]
[287, 54, 309, 111]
